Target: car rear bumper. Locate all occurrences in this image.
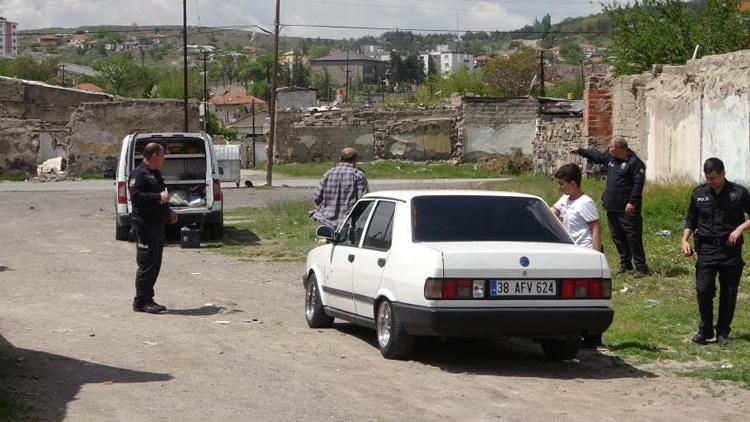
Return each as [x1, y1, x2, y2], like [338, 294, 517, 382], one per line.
[392, 303, 614, 338]
[116, 209, 222, 226]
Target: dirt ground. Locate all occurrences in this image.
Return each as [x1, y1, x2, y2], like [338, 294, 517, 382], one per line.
[1, 181, 750, 421]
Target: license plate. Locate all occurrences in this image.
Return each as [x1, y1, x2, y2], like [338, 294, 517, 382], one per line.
[489, 279, 556, 297]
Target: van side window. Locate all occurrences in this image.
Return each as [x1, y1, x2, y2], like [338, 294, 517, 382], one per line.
[338, 201, 375, 247]
[363, 201, 395, 251]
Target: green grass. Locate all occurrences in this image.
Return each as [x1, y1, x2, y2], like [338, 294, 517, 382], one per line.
[209, 173, 750, 388]
[0, 171, 28, 182]
[263, 160, 505, 179]
[80, 172, 105, 180]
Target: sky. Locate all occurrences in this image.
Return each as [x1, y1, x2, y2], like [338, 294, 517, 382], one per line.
[1, 0, 606, 38]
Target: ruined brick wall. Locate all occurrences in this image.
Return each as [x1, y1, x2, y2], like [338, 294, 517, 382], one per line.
[274, 107, 457, 163]
[65, 100, 200, 175]
[583, 76, 613, 152]
[533, 115, 585, 176]
[0, 119, 42, 174]
[459, 97, 538, 161]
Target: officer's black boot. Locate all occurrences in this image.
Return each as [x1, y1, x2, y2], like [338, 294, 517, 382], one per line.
[692, 296, 714, 345]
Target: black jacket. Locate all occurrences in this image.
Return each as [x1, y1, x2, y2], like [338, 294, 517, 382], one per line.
[129, 162, 170, 224]
[577, 148, 646, 212]
[685, 181, 750, 239]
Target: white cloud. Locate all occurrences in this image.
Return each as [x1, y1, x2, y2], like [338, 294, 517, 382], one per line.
[2, 0, 604, 38]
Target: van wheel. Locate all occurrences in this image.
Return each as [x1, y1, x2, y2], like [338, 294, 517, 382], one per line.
[115, 222, 130, 241]
[376, 299, 414, 359]
[540, 337, 581, 361]
[305, 273, 333, 328]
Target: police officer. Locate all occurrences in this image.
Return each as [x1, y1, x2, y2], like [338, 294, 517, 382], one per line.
[129, 142, 177, 314]
[682, 158, 750, 345]
[570, 137, 649, 277]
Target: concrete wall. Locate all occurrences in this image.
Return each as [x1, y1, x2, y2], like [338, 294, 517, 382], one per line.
[0, 119, 42, 174]
[65, 100, 200, 175]
[277, 88, 317, 110]
[460, 97, 538, 160]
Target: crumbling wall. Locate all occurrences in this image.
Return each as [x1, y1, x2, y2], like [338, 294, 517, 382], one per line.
[533, 115, 585, 176]
[275, 107, 456, 162]
[0, 77, 26, 119]
[65, 100, 200, 175]
[460, 97, 538, 160]
[0, 119, 42, 174]
[276, 88, 317, 110]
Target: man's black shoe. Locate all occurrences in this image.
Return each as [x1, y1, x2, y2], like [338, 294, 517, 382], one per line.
[148, 300, 167, 312]
[633, 268, 650, 279]
[133, 302, 165, 314]
[616, 265, 633, 274]
[691, 332, 711, 345]
[716, 335, 729, 346]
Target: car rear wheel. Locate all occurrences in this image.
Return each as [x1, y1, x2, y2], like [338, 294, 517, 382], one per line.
[305, 273, 333, 328]
[540, 337, 582, 361]
[376, 299, 414, 359]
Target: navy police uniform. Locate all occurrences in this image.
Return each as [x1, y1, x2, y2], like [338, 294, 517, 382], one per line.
[128, 162, 171, 307]
[577, 147, 648, 272]
[685, 181, 750, 338]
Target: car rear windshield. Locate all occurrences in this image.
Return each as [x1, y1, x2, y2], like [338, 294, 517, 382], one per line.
[412, 195, 573, 243]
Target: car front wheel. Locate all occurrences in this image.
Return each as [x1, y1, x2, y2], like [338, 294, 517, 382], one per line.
[540, 337, 582, 361]
[376, 299, 414, 359]
[305, 273, 333, 328]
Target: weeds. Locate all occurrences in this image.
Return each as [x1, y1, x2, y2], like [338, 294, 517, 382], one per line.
[0, 171, 28, 182]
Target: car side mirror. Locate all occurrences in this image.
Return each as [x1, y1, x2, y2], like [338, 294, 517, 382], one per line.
[316, 225, 335, 241]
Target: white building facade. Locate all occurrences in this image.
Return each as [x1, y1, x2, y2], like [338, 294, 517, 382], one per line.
[0, 17, 18, 58]
[420, 45, 473, 75]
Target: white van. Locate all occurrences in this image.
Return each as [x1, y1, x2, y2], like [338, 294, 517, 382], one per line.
[114, 132, 224, 240]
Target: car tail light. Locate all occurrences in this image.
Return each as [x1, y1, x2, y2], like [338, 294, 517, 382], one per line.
[560, 278, 611, 299]
[424, 278, 484, 300]
[212, 179, 222, 201]
[117, 181, 127, 204]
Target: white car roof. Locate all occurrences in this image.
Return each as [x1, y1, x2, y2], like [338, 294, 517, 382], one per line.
[363, 190, 543, 202]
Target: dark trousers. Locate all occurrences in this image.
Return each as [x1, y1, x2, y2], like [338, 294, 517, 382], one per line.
[606, 211, 647, 270]
[695, 259, 743, 337]
[133, 221, 165, 305]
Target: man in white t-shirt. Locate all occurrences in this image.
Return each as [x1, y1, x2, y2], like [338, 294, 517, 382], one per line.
[551, 163, 602, 251]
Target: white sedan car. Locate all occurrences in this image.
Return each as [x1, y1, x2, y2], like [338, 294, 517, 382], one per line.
[303, 190, 613, 360]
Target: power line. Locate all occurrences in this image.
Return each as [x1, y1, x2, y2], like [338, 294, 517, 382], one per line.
[281, 23, 609, 34]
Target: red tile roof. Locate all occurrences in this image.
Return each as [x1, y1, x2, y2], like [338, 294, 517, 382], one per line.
[209, 91, 266, 106]
[73, 83, 104, 93]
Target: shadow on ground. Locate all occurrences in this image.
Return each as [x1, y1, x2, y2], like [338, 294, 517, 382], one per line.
[161, 226, 261, 248]
[333, 323, 657, 380]
[164, 305, 229, 316]
[0, 334, 171, 421]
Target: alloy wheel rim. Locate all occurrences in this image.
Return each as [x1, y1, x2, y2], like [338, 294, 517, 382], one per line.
[377, 301, 392, 348]
[305, 283, 316, 320]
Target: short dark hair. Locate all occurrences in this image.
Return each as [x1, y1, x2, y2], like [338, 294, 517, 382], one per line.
[143, 143, 164, 158]
[554, 163, 582, 187]
[340, 147, 359, 163]
[704, 157, 725, 174]
[612, 137, 629, 149]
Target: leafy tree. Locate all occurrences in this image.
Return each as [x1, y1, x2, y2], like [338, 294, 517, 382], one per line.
[560, 40, 585, 63]
[93, 53, 138, 95]
[696, 0, 750, 55]
[205, 111, 238, 142]
[604, 0, 697, 74]
[290, 50, 310, 87]
[482, 51, 538, 96]
[0, 56, 59, 83]
[311, 68, 333, 101]
[545, 79, 584, 99]
[414, 69, 485, 103]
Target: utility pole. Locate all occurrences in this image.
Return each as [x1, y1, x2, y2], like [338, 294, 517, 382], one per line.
[345, 48, 350, 102]
[539, 50, 545, 97]
[183, 0, 189, 132]
[251, 99, 256, 168]
[140, 47, 145, 67]
[267, 0, 281, 186]
[59, 64, 65, 87]
[203, 50, 208, 131]
[579, 60, 585, 94]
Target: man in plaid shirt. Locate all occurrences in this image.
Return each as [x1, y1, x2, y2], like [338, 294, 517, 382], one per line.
[310, 147, 369, 228]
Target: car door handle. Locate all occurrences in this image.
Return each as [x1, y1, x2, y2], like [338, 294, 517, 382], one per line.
[377, 258, 386, 267]
[348, 254, 355, 263]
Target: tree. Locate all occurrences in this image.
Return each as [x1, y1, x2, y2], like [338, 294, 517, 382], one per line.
[696, 0, 750, 55]
[291, 50, 310, 87]
[205, 111, 238, 142]
[94, 53, 139, 95]
[0, 56, 59, 83]
[482, 51, 538, 96]
[605, 0, 697, 74]
[560, 40, 585, 63]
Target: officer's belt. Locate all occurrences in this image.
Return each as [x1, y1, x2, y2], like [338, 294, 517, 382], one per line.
[697, 235, 733, 246]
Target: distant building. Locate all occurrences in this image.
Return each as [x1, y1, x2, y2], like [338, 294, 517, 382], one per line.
[310, 51, 387, 89]
[578, 43, 599, 59]
[38, 34, 63, 47]
[152, 32, 168, 44]
[209, 89, 267, 125]
[362, 45, 391, 62]
[420, 48, 473, 75]
[243, 46, 258, 55]
[68, 34, 90, 49]
[0, 17, 18, 57]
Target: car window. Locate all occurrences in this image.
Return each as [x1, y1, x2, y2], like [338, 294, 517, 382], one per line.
[363, 201, 396, 251]
[412, 195, 572, 243]
[337, 200, 375, 247]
